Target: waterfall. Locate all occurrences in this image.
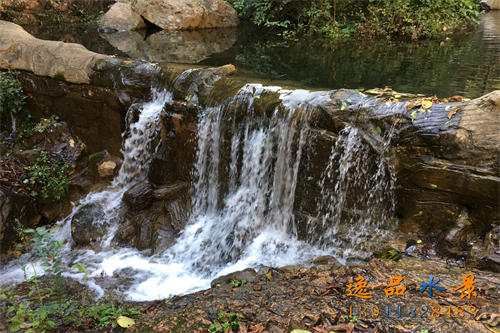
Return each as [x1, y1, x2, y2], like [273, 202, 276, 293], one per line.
[311, 126, 396, 260]
[1, 81, 396, 301]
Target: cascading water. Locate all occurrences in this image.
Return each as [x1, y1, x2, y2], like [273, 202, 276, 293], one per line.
[311, 126, 396, 260]
[1, 81, 396, 301]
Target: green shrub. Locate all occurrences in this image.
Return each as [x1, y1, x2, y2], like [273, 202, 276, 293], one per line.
[357, 0, 480, 40]
[227, 0, 480, 41]
[23, 151, 70, 202]
[0, 70, 27, 130]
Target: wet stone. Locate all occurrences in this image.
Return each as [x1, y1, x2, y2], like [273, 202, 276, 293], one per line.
[71, 203, 108, 246]
[123, 180, 153, 211]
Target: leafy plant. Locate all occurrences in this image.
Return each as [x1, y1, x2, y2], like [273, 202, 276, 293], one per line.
[227, 0, 480, 42]
[229, 279, 248, 288]
[83, 303, 141, 328]
[208, 312, 245, 332]
[4, 226, 67, 332]
[23, 151, 70, 202]
[32, 115, 59, 134]
[0, 70, 27, 131]
[377, 248, 402, 261]
[71, 263, 92, 306]
[185, 94, 197, 108]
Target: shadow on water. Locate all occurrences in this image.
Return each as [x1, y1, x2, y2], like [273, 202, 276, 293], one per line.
[25, 11, 499, 98]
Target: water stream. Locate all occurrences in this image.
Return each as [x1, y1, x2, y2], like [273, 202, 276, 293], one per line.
[1, 82, 396, 301]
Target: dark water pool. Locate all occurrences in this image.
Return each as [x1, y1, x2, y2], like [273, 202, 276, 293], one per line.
[25, 11, 499, 98]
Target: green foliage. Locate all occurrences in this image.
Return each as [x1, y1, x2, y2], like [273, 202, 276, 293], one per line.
[185, 94, 197, 108]
[229, 279, 248, 288]
[227, 0, 480, 41]
[52, 72, 66, 81]
[32, 115, 59, 134]
[0, 70, 26, 117]
[357, 0, 480, 40]
[208, 312, 245, 332]
[4, 226, 67, 332]
[72, 3, 104, 26]
[377, 248, 402, 261]
[23, 151, 70, 202]
[88, 151, 105, 164]
[0, 70, 27, 130]
[3, 226, 140, 332]
[82, 303, 140, 328]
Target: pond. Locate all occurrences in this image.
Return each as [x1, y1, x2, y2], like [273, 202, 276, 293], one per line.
[26, 11, 499, 98]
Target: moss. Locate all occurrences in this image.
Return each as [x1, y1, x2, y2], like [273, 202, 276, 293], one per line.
[53, 72, 66, 81]
[252, 90, 281, 118]
[88, 152, 105, 164]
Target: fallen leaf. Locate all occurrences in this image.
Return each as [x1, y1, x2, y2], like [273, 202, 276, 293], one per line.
[341, 101, 347, 110]
[249, 322, 265, 333]
[393, 118, 400, 127]
[291, 330, 311, 333]
[421, 99, 433, 109]
[69, 139, 75, 148]
[117, 315, 135, 328]
[447, 106, 460, 120]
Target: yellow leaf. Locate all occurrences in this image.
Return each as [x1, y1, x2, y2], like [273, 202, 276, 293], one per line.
[394, 94, 401, 98]
[421, 100, 433, 109]
[69, 139, 75, 148]
[117, 316, 135, 328]
[447, 106, 460, 120]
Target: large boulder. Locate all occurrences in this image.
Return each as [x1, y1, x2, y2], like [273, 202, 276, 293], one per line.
[131, 0, 239, 30]
[71, 204, 108, 246]
[481, 0, 500, 10]
[0, 20, 110, 84]
[100, 2, 146, 31]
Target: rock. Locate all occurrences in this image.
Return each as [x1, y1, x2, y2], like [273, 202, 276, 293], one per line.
[481, 0, 500, 10]
[98, 160, 117, 177]
[468, 225, 500, 272]
[210, 268, 257, 288]
[479, 252, 500, 272]
[132, 0, 239, 30]
[438, 211, 476, 258]
[0, 190, 12, 251]
[99, 28, 237, 63]
[100, 2, 146, 31]
[71, 204, 108, 246]
[0, 20, 110, 84]
[26, 121, 85, 165]
[123, 180, 153, 210]
[19, 72, 124, 156]
[311, 255, 341, 266]
[152, 182, 188, 201]
[117, 200, 179, 251]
